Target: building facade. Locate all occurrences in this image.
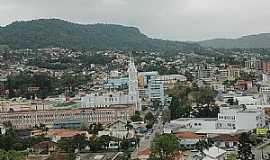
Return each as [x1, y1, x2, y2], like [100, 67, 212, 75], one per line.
[0, 104, 134, 129]
[217, 107, 265, 130]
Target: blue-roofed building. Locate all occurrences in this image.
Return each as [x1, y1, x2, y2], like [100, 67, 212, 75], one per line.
[104, 77, 129, 90]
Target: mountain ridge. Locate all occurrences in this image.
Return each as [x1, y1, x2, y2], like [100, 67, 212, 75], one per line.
[0, 18, 202, 53]
[198, 33, 270, 49]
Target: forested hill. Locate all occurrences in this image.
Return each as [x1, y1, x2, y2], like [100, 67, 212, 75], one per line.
[0, 19, 202, 53]
[198, 33, 270, 49]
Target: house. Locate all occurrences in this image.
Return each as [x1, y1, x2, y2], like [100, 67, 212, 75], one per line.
[32, 141, 57, 154]
[47, 129, 89, 142]
[211, 134, 239, 150]
[175, 131, 201, 149]
[234, 80, 252, 91]
[167, 150, 184, 160]
[137, 148, 151, 160]
[0, 124, 6, 135]
[131, 122, 147, 134]
[202, 146, 227, 160]
[98, 120, 135, 139]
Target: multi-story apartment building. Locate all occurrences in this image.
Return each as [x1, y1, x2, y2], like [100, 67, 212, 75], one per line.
[0, 104, 134, 129]
[147, 79, 165, 106]
[138, 71, 165, 106]
[260, 85, 270, 105]
[217, 107, 265, 130]
[245, 58, 262, 70]
[81, 93, 131, 108]
[156, 74, 187, 89]
[218, 65, 241, 81]
[263, 61, 270, 74]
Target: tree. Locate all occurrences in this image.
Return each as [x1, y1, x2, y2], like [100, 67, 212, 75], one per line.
[192, 105, 219, 118]
[249, 133, 258, 146]
[3, 121, 12, 129]
[99, 135, 112, 150]
[195, 140, 211, 153]
[125, 121, 133, 131]
[0, 149, 25, 160]
[57, 134, 88, 152]
[190, 87, 216, 105]
[145, 112, 155, 128]
[238, 132, 254, 160]
[227, 153, 237, 160]
[72, 134, 88, 150]
[131, 111, 143, 122]
[151, 134, 178, 160]
[169, 95, 190, 120]
[161, 108, 171, 124]
[88, 123, 104, 134]
[151, 100, 161, 111]
[57, 138, 76, 153]
[168, 95, 181, 120]
[120, 139, 130, 150]
[88, 136, 103, 151]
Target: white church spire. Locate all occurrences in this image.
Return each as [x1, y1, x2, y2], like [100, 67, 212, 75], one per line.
[128, 57, 141, 111]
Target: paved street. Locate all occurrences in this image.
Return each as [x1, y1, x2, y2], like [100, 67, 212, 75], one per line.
[131, 111, 163, 159]
[253, 139, 270, 160]
[77, 152, 119, 160]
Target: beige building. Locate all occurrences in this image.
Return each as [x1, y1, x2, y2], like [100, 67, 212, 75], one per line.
[0, 104, 134, 129]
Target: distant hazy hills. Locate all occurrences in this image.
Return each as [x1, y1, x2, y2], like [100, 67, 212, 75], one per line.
[198, 33, 270, 49]
[0, 19, 202, 53]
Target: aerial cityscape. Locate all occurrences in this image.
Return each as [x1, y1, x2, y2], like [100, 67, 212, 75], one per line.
[1, 0, 270, 160]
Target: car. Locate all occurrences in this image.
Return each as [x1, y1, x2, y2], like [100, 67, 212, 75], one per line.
[190, 149, 199, 152]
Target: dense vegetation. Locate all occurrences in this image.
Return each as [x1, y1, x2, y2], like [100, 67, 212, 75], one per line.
[0, 19, 203, 53]
[167, 82, 218, 120]
[7, 72, 91, 99]
[151, 134, 179, 160]
[198, 33, 270, 49]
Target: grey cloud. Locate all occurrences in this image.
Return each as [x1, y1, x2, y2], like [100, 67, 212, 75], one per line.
[0, 0, 270, 41]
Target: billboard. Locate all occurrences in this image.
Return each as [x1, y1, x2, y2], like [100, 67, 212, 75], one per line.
[256, 128, 268, 135]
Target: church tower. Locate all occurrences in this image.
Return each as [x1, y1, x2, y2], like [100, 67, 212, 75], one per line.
[128, 58, 141, 111]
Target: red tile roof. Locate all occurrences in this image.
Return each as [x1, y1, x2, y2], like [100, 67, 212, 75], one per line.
[175, 131, 200, 139]
[137, 148, 151, 156]
[212, 134, 240, 142]
[168, 150, 184, 160]
[33, 141, 56, 149]
[48, 129, 86, 138]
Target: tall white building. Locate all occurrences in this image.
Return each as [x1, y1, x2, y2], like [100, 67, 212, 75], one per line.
[81, 59, 141, 111]
[148, 79, 165, 106]
[128, 59, 141, 111]
[138, 71, 165, 106]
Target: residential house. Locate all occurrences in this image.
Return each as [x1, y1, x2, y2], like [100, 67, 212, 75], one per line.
[211, 134, 239, 150]
[32, 141, 57, 154]
[175, 131, 201, 149]
[137, 148, 151, 160]
[47, 129, 89, 142]
[98, 120, 135, 139]
[202, 146, 227, 160]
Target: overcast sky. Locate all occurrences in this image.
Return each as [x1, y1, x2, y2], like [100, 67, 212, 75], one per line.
[0, 0, 270, 41]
